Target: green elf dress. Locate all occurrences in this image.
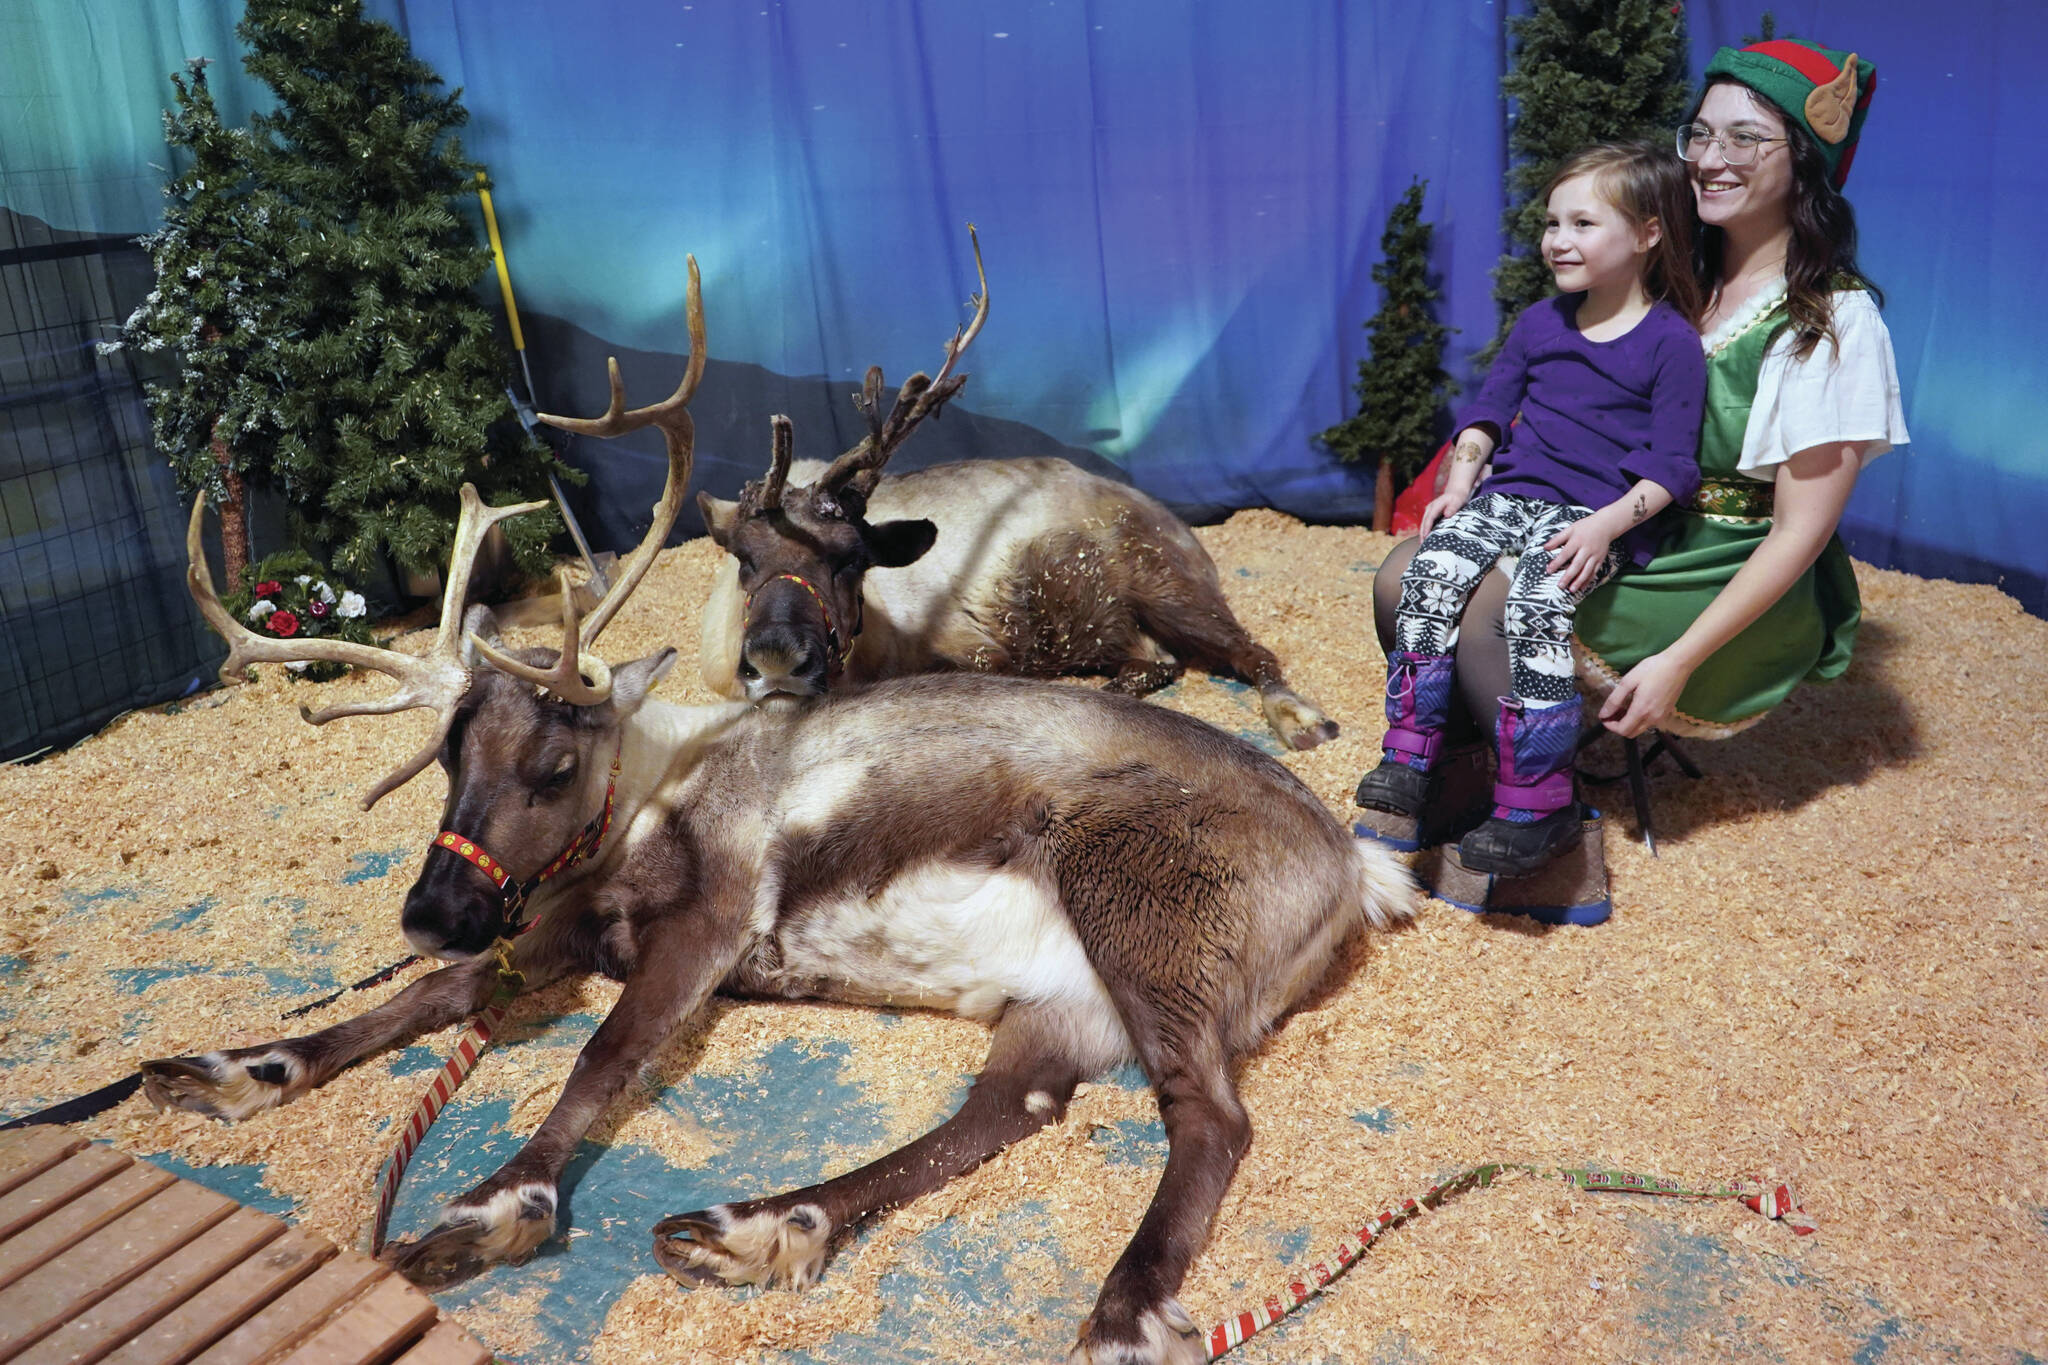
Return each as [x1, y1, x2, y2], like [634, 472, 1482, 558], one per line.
[1573, 281, 1909, 738]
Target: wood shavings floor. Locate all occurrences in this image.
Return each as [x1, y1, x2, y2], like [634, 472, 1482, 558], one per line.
[2, 512, 2043, 1363]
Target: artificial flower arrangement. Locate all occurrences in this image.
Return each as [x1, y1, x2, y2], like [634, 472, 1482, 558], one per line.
[221, 549, 374, 682]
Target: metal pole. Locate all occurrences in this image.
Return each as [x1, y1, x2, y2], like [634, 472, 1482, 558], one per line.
[476, 172, 609, 595]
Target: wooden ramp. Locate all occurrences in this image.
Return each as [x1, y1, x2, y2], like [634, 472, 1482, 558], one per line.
[0, 1129, 490, 1365]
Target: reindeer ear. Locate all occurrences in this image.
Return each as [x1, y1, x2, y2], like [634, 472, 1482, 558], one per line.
[865, 518, 938, 568]
[459, 604, 503, 667]
[697, 492, 740, 547]
[609, 647, 679, 715]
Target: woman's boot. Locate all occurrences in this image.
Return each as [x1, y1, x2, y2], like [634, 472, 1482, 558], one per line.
[1459, 696, 1583, 875]
[1355, 651, 1457, 817]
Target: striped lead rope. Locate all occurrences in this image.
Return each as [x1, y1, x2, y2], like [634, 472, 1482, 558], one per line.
[369, 999, 508, 1257]
[1202, 1162, 1815, 1360]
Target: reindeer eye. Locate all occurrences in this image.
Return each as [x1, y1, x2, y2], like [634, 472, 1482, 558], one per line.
[541, 758, 576, 790]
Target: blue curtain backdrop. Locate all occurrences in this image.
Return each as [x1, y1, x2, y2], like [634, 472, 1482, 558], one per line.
[3, 0, 2045, 617]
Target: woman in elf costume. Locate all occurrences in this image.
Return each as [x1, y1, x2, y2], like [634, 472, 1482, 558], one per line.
[1367, 38, 1908, 826]
[1580, 38, 1908, 738]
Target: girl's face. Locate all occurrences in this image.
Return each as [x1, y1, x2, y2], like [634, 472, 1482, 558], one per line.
[1689, 82, 1795, 231]
[1542, 173, 1658, 296]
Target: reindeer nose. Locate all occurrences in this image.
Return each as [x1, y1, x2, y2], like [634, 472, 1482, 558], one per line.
[402, 855, 504, 961]
[741, 625, 829, 698]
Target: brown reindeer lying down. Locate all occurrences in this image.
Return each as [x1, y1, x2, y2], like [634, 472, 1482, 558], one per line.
[142, 261, 1411, 1365]
[696, 230, 1340, 753]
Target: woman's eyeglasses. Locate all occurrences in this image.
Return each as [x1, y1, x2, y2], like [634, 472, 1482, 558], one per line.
[1675, 124, 1786, 166]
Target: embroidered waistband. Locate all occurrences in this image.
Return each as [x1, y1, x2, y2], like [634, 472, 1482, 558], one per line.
[1688, 477, 1775, 521]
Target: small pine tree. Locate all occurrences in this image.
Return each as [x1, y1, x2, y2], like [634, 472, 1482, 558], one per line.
[236, 0, 568, 581]
[1481, 0, 1692, 366]
[1320, 181, 1456, 531]
[115, 59, 290, 586]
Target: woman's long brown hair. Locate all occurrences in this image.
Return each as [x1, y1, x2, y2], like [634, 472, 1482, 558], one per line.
[1691, 78, 1884, 359]
[1545, 141, 1706, 326]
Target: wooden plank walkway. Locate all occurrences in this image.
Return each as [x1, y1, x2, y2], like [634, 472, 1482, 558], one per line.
[0, 1130, 490, 1365]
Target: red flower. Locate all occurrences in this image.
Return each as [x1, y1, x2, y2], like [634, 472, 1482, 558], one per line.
[309, 599, 331, 618]
[268, 609, 301, 638]
[255, 580, 283, 598]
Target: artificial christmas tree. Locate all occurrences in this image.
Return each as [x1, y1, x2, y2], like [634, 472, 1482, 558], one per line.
[1481, 0, 1691, 365]
[115, 59, 288, 587]
[1320, 181, 1456, 532]
[234, 0, 568, 582]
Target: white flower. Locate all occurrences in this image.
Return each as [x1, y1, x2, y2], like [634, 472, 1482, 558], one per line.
[295, 575, 312, 587]
[338, 591, 367, 619]
[313, 581, 336, 604]
[248, 599, 277, 622]
[286, 660, 310, 672]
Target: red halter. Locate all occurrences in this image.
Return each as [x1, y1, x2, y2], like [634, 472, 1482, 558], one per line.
[433, 742, 622, 934]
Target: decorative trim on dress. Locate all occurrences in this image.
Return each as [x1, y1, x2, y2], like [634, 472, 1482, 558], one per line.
[1700, 278, 1789, 357]
[1687, 476, 1776, 523]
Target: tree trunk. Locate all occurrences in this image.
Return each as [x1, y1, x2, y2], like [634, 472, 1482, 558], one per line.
[210, 417, 249, 587]
[1371, 456, 1395, 534]
[196, 322, 250, 586]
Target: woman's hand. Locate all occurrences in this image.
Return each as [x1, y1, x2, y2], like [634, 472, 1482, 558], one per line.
[1418, 487, 1471, 539]
[1599, 650, 1693, 737]
[1543, 514, 1619, 593]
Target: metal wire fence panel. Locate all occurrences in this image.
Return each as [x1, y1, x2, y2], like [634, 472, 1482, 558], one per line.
[0, 207, 223, 762]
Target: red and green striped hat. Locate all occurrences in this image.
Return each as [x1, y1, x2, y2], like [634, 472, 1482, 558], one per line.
[1704, 39, 1877, 188]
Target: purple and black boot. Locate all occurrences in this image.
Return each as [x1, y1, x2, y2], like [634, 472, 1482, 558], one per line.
[1354, 651, 1457, 817]
[1459, 696, 1584, 875]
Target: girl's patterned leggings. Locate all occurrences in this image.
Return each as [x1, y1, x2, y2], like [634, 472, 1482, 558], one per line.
[1394, 491, 1626, 705]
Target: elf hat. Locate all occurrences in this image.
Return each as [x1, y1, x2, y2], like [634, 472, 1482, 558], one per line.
[1703, 39, 1876, 188]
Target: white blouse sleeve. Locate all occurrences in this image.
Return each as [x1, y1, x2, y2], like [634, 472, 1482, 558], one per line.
[1737, 290, 1910, 476]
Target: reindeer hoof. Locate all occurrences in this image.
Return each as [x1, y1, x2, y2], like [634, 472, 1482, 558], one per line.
[1261, 689, 1339, 753]
[1288, 717, 1340, 751]
[383, 1220, 494, 1290]
[652, 1201, 830, 1291]
[1069, 1299, 1204, 1365]
[384, 1188, 555, 1289]
[140, 1051, 300, 1121]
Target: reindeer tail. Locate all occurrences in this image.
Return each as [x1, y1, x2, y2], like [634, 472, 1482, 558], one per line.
[1350, 837, 1420, 932]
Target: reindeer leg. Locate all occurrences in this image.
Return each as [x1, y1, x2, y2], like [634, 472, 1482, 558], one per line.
[651, 999, 1094, 1292]
[1070, 1033, 1248, 1365]
[1135, 594, 1338, 752]
[140, 954, 505, 1122]
[383, 911, 737, 1289]
[1106, 657, 1183, 698]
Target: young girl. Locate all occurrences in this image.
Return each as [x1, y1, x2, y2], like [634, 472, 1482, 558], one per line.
[1356, 141, 1706, 877]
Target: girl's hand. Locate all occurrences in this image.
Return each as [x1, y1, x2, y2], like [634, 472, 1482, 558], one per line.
[1599, 650, 1692, 737]
[1419, 488, 1471, 539]
[1543, 516, 1618, 593]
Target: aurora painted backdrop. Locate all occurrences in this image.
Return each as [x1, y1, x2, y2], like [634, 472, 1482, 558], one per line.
[4, 0, 2045, 615]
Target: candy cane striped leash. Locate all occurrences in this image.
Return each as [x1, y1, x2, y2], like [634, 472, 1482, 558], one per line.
[368, 961, 517, 1255]
[367, 745, 620, 1257]
[1201, 1162, 1815, 1361]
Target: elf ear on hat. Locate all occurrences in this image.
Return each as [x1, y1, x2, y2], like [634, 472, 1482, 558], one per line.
[1704, 39, 1876, 188]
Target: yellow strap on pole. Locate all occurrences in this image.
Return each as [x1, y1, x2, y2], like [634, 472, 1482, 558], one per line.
[475, 171, 525, 353]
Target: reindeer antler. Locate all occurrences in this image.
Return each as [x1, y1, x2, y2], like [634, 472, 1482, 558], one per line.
[186, 483, 550, 809]
[821, 224, 988, 498]
[536, 254, 705, 645]
[752, 414, 795, 512]
[466, 570, 613, 706]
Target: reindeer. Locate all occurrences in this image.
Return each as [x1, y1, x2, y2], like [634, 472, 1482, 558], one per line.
[140, 261, 1413, 1365]
[695, 231, 1340, 753]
